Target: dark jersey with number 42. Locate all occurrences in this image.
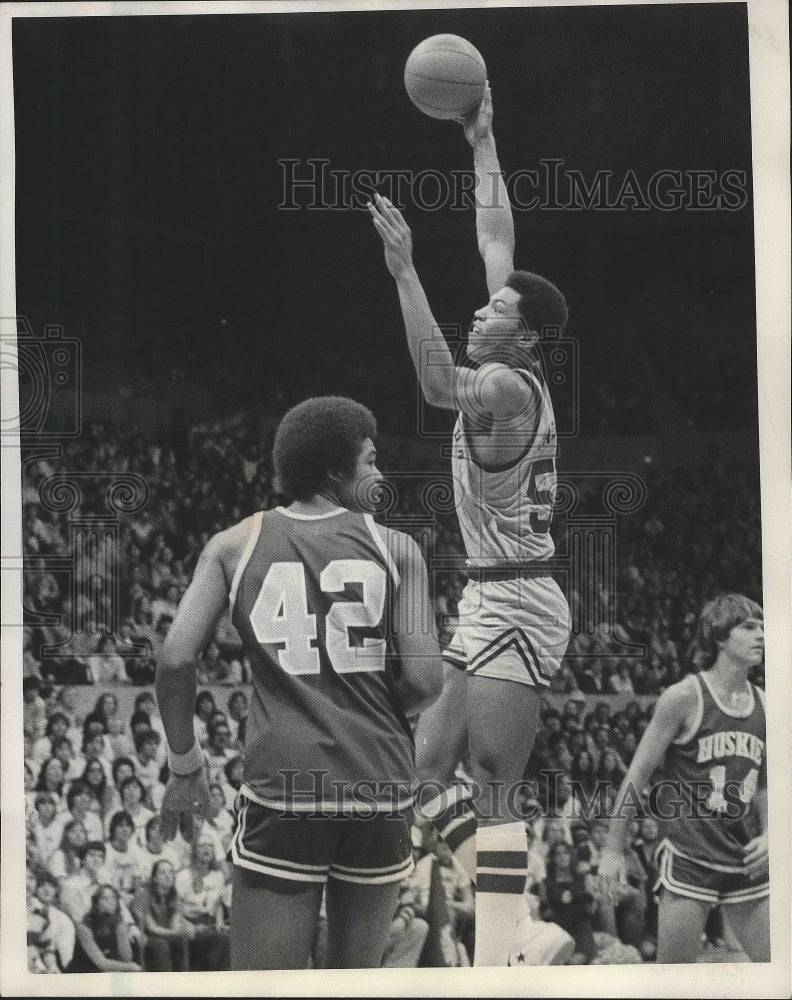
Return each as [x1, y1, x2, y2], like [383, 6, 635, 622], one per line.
[230, 506, 414, 814]
[658, 671, 766, 871]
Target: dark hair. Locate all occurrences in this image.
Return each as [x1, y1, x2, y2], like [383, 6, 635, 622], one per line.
[272, 396, 377, 501]
[80, 759, 108, 799]
[195, 690, 216, 716]
[35, 757, 65, 794]
[82, 713, 108, 738]
[108, 810, 135, 838]
[224, 755, 243, 787]
[134, 727, 160, 753]
[45, 712, 70, 737]
[130, 709, 151, 731]
[227, 690, 247, 713]
[66, 780, 93, 810]
[572, 751, 599, 800]
[81, 840, 107, 860]
[51, 735, 72, 756]
[93, 692, 118, 719]
[145, 815, 162, 839]
[58, 819, 86, 873]
[112, 756, 136, 785]
[505, 270, 568, 337]
[149, 859, 178, 909]
[84, 884, 122, 942]
[688, 593, 763, 671]
[134, 691, 155, 711]
[119, 775, 146, 801]
[36, 872, 59, 894]
[207, 718, 231, 743]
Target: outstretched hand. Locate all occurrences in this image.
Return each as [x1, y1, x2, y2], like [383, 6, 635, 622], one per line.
[159, 767, 212, 842]
[459, 81, 493, 147]
[368, 193, 414, 280]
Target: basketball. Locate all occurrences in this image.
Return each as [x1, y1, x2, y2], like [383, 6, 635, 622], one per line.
[404, 34, 486, 120]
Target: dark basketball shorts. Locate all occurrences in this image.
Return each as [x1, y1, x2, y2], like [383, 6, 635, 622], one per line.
[228, 789, 415, 886]
[654, 839, 769, 905]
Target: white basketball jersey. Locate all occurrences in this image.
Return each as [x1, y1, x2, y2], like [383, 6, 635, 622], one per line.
[451, 366, 557, 567]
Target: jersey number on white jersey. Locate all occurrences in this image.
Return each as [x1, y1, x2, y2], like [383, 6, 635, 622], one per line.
[249, 560, 387, 676]
[525, 457, 556, 534]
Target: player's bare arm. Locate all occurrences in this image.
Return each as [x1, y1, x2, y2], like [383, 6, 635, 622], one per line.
[460, 83, 516, 294]
[156, 519, 249, 839]
[368, 194, 532, 418]
[380, 525, 443, 717]
[601, 676, 699, 874]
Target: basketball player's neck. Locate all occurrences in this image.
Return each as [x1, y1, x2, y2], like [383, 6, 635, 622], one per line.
[288, 490, 346, 516]
[706, 655, 749, 696]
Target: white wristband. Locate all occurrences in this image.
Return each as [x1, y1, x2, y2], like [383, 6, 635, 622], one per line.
[167, 739, 204, 776]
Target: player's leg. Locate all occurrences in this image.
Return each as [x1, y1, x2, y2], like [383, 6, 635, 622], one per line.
[230, 865, 324, 969]
[415, 659, 477, 882]
[228, 796, 331, 969]
[722, 897, 770, 962]
[324, 878, 402, 967]
[656, 890, 711, 963]
[415, 660, 468, 787]
[466, 674, 543, 966]
[325, 809, 416, 966]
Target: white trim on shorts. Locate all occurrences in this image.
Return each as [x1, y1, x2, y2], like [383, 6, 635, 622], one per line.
[330, 856, 414, 886]
[450, 626, 552, 688]
[229, 799, 328, 883]
[239, 783, 415, 815]
[654, 839, 769, 905]
[228, 511, 264, 614]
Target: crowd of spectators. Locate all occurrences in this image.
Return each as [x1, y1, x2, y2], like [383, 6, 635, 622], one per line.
[28, 682, 745, 972]
[20, 404, 762, 971]
[21, 413, 762, 695]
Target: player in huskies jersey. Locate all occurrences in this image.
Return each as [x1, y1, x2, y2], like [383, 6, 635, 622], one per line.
[601, 594, 769, 963]
[370, 84, 572, 966]
[156, 397, 441, 969]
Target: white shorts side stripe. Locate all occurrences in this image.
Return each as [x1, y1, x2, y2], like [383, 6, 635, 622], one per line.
[329, 857, 414, 886]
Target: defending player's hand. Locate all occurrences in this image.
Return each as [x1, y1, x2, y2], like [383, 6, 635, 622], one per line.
[742, 832, 768, 880]
[459, 80, 493, 147]
[159, 766, 212, 842]
[368, 193, 414, 280]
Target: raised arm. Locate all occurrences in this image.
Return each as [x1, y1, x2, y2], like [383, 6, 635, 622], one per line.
[368, 194, 532, 419]
[462, 83, 516, 294]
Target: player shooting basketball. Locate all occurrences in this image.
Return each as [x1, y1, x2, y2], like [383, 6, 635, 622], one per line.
[369, 84, 572, 967]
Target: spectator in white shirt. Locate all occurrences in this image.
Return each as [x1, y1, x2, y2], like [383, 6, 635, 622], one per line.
[32, 873, 76, 972]
[136, 816, 182, 883]
[102, 811, 143, 908]
[30, 793, 67, 863]
[64, 782, 104, 843]
[86, 634, 129, 684]
[48, 819, 88, 885]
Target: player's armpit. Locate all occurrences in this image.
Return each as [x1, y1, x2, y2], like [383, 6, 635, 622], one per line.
[454, 362, 538, 422]
[627, 681, 697, 777]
